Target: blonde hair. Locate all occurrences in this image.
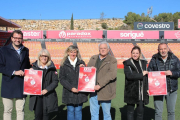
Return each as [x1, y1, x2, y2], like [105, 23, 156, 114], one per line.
[37, 49, 52, 67]
[61, 45, 81, 66]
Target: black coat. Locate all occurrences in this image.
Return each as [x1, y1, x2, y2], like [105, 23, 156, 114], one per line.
[0, 43, 31, 98]
[29, 61, 58, 113]
[148, 52, 180, 92]
[123, 58, 149, 105]
[59, 58, 88, 105]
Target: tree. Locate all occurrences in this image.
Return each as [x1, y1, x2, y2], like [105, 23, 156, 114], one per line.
[100, 12, 106, 21]
[70, 13, 74, 30]
[101, 23, 108, 29]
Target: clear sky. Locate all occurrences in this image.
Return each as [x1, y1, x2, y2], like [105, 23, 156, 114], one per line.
[1, 0, 179, 20]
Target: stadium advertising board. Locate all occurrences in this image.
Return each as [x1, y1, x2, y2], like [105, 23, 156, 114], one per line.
[9, 30, 43, 39]
[164, 31, 180, 39]
[107, 31, 159, 39]
[46, 30, 103, 39]
[134, 22, 174, 30]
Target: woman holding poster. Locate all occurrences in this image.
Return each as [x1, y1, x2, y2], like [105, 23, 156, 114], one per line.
[29, 49, 58, 120]
[123, 46, 149, 120]
[59, 45, 88, 120]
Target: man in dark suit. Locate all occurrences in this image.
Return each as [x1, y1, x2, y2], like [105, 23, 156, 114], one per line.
[0, 30, 31, 120]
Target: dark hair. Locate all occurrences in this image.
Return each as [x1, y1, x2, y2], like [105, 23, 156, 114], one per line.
[131, 46, 141, 54]
[11, 30, 23, 39]
[158, 43, 168, 50]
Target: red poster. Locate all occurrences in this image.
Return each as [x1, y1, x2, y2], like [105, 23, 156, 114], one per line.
[24, 69, 43, 95]
[148, 71, 167, 96]
[78, 67, 96, 92]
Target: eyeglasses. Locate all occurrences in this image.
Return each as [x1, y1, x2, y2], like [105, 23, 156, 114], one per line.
[40, 55, 48, 58]
[12, 37, 23, 40]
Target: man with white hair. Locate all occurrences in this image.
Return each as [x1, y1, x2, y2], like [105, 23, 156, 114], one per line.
[88, 42, 117, 120]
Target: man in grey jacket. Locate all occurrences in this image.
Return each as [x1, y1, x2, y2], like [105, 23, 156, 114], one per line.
[148, 43, 180, 120]
[88, 42, 117, 120]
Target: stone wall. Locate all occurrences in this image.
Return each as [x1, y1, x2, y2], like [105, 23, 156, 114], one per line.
[0, 19, 124, 31]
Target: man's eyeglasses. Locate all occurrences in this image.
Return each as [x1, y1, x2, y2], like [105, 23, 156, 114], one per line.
[12, 37, 23, 40]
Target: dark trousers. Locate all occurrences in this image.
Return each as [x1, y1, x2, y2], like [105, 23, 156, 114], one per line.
[127, 101, 144, 120]
[34, 96, 49, 120]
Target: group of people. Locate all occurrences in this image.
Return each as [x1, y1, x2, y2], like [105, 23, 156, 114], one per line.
[0, 30, 179, 120]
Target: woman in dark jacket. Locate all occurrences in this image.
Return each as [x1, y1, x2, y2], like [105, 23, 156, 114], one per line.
[59, 45, 88, 120]
[123, 46, 149, 120]
[29, 49, 58, 120]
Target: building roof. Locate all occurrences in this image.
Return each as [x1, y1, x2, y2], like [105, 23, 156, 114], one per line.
[0, 16, 21, 28]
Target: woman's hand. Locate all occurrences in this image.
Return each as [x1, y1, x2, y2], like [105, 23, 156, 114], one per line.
[79, 64, 85, 67]
[147, 90, 149, 95]
[71, 88, 78, 93]
[143, 71, 148, 76]
[42, 89, 48, 95]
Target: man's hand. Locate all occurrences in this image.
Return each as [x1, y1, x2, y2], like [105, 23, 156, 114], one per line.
[42, 89, 48, 95]
[14, 70, 24, 76]
[71, 88, 78, 93]
[94, 85, 101, 91]
[165, 70, 172, 76]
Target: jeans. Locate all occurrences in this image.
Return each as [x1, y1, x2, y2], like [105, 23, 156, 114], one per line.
[154, 91, 177, 120]
[127, 100, 144, 120]
[67, 103, 83, 120]
[90, 92, 112, 120]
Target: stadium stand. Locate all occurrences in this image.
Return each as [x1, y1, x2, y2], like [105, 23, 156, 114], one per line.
[168, 43, 180, 59]
[109, 43, 134, 65]
[0, 32, 11, 47]
[137, 43, 159, 63]
[23, 41, 42, 64]
[45, 42, 73, 67]
[77, 42, 99, 64]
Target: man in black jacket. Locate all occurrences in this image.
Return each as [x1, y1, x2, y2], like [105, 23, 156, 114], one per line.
[148, 43, 180, 120]
[0, 30, 31, 120]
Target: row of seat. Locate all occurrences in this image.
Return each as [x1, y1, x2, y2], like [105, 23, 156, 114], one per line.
[21, 41, 180, 65]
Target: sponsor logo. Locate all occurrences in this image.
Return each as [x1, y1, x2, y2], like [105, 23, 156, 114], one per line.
[175, 31, 180, 39]
[120, 31, 144, 39]
[59, 31, 66, 38]
[23, 32, 41, 37]
[59, 31, 92, 38]
[137, 23, 143, 29]
[144, 23, 170, 29]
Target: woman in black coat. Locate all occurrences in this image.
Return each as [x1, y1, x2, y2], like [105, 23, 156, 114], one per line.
[123, 46, 149, 120]
[59, 45, 88, 120]
[29, 49, 58, 120]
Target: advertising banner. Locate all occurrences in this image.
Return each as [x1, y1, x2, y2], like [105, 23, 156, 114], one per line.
[107, 30, 159, 39]
[46, 30, 103, 39]
[134, 22, 174, 30]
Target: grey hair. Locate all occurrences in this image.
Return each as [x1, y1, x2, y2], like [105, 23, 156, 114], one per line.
[37, 49, 52, 67]
[98, 42, 110, 49]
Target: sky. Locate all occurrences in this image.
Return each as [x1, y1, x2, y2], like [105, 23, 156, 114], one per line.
[1, 0, 179, 20]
